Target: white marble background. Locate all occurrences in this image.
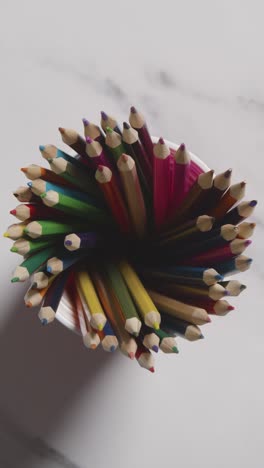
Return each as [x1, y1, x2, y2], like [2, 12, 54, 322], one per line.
[0, 1, 263, 467]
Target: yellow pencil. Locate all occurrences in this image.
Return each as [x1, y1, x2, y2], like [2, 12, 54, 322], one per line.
[118, 261, 161, 330]
[75, 270, 107, 331]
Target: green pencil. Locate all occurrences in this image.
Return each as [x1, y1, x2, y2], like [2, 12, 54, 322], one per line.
[11, 245, 57, 282]
[105, 127, 126, 162]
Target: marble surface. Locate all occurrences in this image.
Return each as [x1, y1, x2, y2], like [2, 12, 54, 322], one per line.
[0, 1, 263, 467]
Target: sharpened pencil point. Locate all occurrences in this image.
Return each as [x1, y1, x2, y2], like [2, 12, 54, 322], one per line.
[101, 111, 108, 121]
[46, 266, 52, 273]
[97, 323, 103, 331]
[153, 322, 160, 330]
[159, 137, 165, 145]
[65, 240, 72, 246]
[206, 316, 212, 322]
[152, 345, 159, 353]
[179, 143, 185, 151]
[149, 367, 155, 373]
[216, 274, 224, 281]
[172, 346, 179, 354]
[39, 145, 45, 152]
[20, 167, 27, 173]
[26, 302, 32, 308]
[228, 305, 235, 311]
[58, 127, 65, 134]
[121, 153, 129, 162]
[245, 240, 252, 246]
[247, 258, 253, 264]
[24, 228, 29, 234]
[240, 285, 247, 291]
[200, 334, 205, 339]
[10, 209, 16, 215]
[11, 277, 19, 283]
[128, 352, 135, 360]
[86, 136, 92, 144]
[105, 126, 113, 133]
[110, 345, 116, 352]
[3, 232, 9, 238]
[130, 106, 136, 113]
[97, 165, 104, 172]
[41, 319, 48, 326]
[90, 344, 97, 350]
[82, 118, 89, 126]
[27, 182, 32, 187]
[224, 169, 232, 177]
[123, 122, 130, 129]
[10, 247, 18, 253]
[40, 192, 47, 199]
[249, 200, 257, 207]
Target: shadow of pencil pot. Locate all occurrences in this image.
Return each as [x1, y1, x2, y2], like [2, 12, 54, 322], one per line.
[5, 106, 256, 372]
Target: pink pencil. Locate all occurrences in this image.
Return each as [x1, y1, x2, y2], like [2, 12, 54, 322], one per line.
[169, 144, 191, 217]
[182, 239, 252, 266]
[129, 106, 154, 167]
[153, 137, 171, 229]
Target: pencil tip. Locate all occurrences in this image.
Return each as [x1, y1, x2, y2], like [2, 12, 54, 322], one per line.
[10, 247, 18, 253]
[123, 122, 130, 129]
[240, 284, 247, 291]
[82, 118, 89, 126]
[101, 111, 107, 121]
[245, 240, 252, 246]
[27, 182, 32, 187]
[228, 305, 235, 311]
[179, 143, 185, 151]
[224, 168, 232, 177]
[247, 258, 253, 264]
[24, 228, 29, 234]
[153, 322, 160, 330]
[11, 277, 19, 283]
[90, 344, 97, 350]
[241, 181, 246, 187]
[25, 302, 32, 308]
[152, 345, 159, 353]
[216, 274, 224, 281]
[110, 345, 116, 352]
[3, 232, 9, 238]
[128, 352, 135, 360]
[130, 106, 136, 114]
[158, 137, 165, 145]
[172, 346, 179, 354]
[149, 367, 155, 373]
[249, 200, 257, 207]
[58, 127, 65, 134]
[39, 145, 45, 152]
[40, 193, 46, 199]
[200, 334, 205, 339]
[46, 266, 52, 273]
[10, 209, 16, 215]
[206, 316, 212, 323]
[65, 240, 72, 246]
[97, 324, 103, 331]
[41, 319, 48, 326]
[20, 167, 27, 173]
[121, 153, 129, 162]
[86, 136, 92, 144]
[105, 126, 113, 133]
[97, 165, 104, 173]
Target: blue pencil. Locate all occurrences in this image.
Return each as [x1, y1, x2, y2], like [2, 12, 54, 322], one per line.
[38, 269, 70, 325]
[213, 255, 252, 276]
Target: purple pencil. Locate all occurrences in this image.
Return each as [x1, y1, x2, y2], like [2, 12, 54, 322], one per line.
[82, 118, 105, 145]
[85, 137, 113, 170]
[64, 232, 102, 251]
[122, 122, 153, 186]
[100, 111, 122, 135]
[129, 106, 154, 167]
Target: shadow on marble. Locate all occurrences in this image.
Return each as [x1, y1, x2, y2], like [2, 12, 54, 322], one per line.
[0, 291, 112, 468]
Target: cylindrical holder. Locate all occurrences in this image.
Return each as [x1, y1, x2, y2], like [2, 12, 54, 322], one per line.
[56, 137, 210, 334]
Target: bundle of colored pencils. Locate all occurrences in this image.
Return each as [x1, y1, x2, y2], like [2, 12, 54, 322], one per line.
[5, 107, 256, 372]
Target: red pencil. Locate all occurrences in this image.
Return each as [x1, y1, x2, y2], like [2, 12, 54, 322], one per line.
[153, 137, 171, 229]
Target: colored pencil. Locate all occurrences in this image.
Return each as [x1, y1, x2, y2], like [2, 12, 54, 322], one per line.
[153, 282, 228, 301]
[153, 137, 171, 229]
[21, 164, 74, 186]
[122, 122, 153, 187]
[104, 263, 142, 336]
[39, 144, 75, 163]
[11, 245, 57, 282]
[67, 279, 100, 350]
[24, 220, 88, 239]
[82, 118, 105, 144]
[32, 269, 52, 289]
[96, 320, 119, 353]
[135, 342, 155, 372]
[58, 127, 87, 158]
[158, 215, 215, 248]
[182, 239, 251, 266]
[24, 275, 55, 307]
[91, 270, 137, 359]
[141, 326, 160, 353]
[141, 266, 223, 286]
[105, 127, 126, 162]
[11, 238, 54, 256]
[38, 270, 70, 325]
[169, 143, 191, 215]
[147, 290, 211, 325]
[13, 186, 39, 203]
[215, 200, 257, 226]
[168, 169, 214, 224]
[196, 168, 232, 214]
[161, 314, 204, 341]
[237, 222, 256, 239]
[219, 280, 246, 296]
[29, 179, 93, 203]
[85, 137, 111, 169]
[208, 181, 246, 218]
[64, 232, 101, 251]
[118, 260, 161, 330]
[171, 295, 235, 315]
[48, 157, 100, 196]
[41, 190, 108, 222]
[46, 251, 83, 275]
[212, 255, 253, 276]
[95, 165, 131, 234]
[154, 328, 179, 354]
[4, 222, 30, 240]
[101, 111, 121, 135]
[117, 153, 147, 238]
[75, 270, 107, 331]
[10, 203, 62, 222]
[129, 106, 153, 166]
